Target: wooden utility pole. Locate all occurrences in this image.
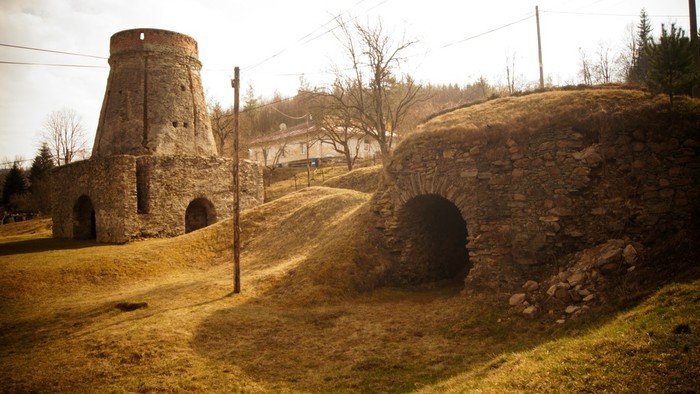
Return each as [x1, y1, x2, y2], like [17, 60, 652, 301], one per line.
[690, 0, 700, 97]
[536, 5, 545, 89]
[232, 66, 241, 294]
[305, 113, 311, 187]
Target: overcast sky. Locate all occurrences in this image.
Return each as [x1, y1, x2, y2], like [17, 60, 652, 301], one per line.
[0, 0, 693, 165]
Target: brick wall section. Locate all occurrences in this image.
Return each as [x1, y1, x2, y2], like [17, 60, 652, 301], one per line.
[372, 107, 700, 293]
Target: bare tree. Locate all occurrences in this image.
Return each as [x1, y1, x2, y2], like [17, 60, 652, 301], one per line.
[578, 48, 593, 85]
[593, 42, 615, 84]
[41, 108, 89, 165]
[618, 23, 638, 83]
[261, 141, 288, 186]
[322, 16, 424, 165]
[505, 52, 517, 94]
[209, 100, 234, 156]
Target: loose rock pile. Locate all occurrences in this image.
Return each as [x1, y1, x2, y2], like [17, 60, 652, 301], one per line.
[509, 239, 641, 321]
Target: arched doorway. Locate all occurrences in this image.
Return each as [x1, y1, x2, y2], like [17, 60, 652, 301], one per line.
[185, 198, 217, 233]
[73, 195, 96, 241]
[395, 194, 470, 285]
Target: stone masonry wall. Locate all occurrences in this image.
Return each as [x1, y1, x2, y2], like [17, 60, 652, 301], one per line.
[93, 29, 216, 158]
[53, 155, 264, 243]
[372, 117, 700, 294]
[132, 156, 263, 239]
[52, 156, 137, 244]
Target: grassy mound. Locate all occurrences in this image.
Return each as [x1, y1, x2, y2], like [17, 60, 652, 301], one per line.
[322, 164, 382, 194]
[240, 186, 392, 303]
[418, 279, 700, 393]
[0, 186, 388, 304]
[409, 88, 699, 151]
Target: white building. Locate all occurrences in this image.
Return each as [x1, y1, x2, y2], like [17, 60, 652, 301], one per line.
[248, 122, 382, 168]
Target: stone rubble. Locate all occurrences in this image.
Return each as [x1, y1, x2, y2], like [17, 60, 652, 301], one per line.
[509, 239, 642, 320]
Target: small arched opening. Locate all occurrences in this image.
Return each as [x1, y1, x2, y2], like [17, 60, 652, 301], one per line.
[185, 198, 217, 233]
[73, 195, 96, 241]
[395, 194, 470, 285]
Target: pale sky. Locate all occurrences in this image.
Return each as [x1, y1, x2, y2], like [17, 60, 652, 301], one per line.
[0, 0, 693, 165]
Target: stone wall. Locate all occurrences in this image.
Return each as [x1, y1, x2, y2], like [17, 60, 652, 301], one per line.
[52, 156, 137, 244]
[372, 95, 700, 293]
[52, 155, 264, 243]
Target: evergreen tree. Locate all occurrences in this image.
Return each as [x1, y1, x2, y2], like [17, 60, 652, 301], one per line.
[28, 143, 55, 214]
[2, 162, 29, 212]
[29, 143, 54, 189]
[645, 24, 700, 108]
[628, 9, 653, 85]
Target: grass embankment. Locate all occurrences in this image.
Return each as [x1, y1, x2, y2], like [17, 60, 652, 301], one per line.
[264, 165, 350, 201]
[2, 189, 698, 392]
[1, 89, 698, 392]
[418, 281, 700, 393]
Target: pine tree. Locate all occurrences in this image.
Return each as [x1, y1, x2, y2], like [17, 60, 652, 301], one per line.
[645, 24, 700, 108]
[628, 8, 653, 85]
[2, 162, 29, 212]
[29, 143, 54, 189]
[28, 143, 55, 214]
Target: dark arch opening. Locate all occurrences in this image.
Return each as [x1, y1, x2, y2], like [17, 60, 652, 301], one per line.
[396, 194, 470, 285]
[185, 198, 217, 233]
[73, 195, 96, 241]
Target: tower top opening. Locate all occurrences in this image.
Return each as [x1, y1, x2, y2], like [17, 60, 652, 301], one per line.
[109, 28, 199, 59]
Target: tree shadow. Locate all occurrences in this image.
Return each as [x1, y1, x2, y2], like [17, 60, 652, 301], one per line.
[0, 237, 99, 256]
[190, 285, 620, 393]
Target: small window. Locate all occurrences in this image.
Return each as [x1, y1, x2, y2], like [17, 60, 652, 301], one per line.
[139, 32, 145, 40]
[183, 122, 189, 128]
[300, 143, 306, 154]
[180, 85, 186, 92]
[172, 121, 179, 127]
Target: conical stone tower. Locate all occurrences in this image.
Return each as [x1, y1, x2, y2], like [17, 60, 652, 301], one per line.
[51, 29, 264, 244]
[93, 28, 216, 157]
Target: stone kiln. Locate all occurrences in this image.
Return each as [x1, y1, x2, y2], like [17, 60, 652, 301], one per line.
[371, 90, 700, 294]
[52, 29, 263, 243]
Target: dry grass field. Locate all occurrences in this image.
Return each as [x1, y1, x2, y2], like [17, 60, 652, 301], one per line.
[2, 187, 698, 392]
[1, 89, 699, 392]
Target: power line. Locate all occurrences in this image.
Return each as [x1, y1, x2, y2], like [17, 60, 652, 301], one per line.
[0, 43, 107, 59]
[544, 10, 687, 18]
[0, 60, 106, 68]
[243, 0, 390, 71]
[441, 14, 535, 49]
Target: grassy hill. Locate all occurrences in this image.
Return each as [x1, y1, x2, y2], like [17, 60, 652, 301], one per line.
[1, 88, 698, 392]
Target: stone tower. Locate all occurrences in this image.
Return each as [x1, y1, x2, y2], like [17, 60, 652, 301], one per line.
[92, 28, 216, 157]
[51, 28, 264, 244]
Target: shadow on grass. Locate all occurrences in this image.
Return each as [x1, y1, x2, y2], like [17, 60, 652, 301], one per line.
[190, 285, 618, 393]
[0, 237, 99, 256]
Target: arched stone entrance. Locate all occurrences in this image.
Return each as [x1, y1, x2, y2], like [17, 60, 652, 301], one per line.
[394, 194, 470, 285]
[73, 195, 96, 240]
[185, 198, 217, 233]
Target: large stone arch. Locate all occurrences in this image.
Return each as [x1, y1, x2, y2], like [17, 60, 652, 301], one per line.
[185, 197, 217, 233]
[393, 193, 471, 285]
[73, 195, 96, 241]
